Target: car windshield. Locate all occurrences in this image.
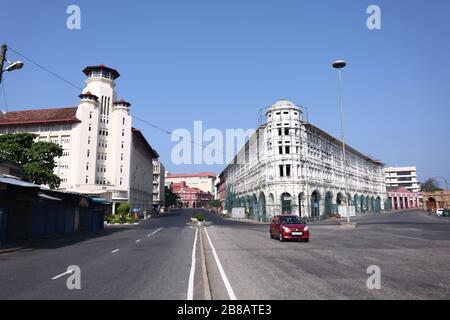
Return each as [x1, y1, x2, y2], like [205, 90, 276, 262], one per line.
[280, 216, 302, 225]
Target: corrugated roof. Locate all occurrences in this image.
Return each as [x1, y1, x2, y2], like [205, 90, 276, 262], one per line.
[0, 177, 41, 188]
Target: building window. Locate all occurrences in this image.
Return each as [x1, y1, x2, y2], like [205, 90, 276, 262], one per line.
[285, 146, 290, 154]
[85, 176, 89, 183]
[279, 165, 284, 177]
[122, 129, 124, 137]
[87, 150, 90, 157]
[278, 129, 282, 136]
[123, 118, 125, 125]
[89, 124, 92, 132]
[89, 112, 92, 119]
[284, 128, 289, 136]
[120, 178, 123, 186]
[279, 147, 283, 155]
[88, 137, 91, 144]
[86, 163, 89, 170]
[121, 142, 124, 149]
[121, 154, 124, 161]
[286, 165, 291, 177]
[120, 165, 123, 173]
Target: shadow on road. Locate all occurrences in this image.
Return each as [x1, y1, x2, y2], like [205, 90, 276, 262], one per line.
[0, 226, 132, 255]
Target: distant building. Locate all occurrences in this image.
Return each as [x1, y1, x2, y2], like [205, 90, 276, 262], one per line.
[423, 191, 450, 211]
[171, 181, 213, 208]
[152, 159, 165, 208]
[384, 167, 420, 193]
[165, 172, 216, 195]
[386, 187, 422, 210]
[0, 65, 159, 215]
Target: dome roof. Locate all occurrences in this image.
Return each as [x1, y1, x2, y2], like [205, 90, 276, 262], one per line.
[266, 99, 300, 114]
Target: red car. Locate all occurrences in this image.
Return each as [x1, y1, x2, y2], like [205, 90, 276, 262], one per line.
[270, 215, 310, 242]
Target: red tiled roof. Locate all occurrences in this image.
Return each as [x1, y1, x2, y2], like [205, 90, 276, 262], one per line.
[166, 172, 217, 179]
[0, 107, 80, 126]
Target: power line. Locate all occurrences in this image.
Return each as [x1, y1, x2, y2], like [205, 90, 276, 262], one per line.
[8, 46, 83, 91]
[6, 46, 240, 160]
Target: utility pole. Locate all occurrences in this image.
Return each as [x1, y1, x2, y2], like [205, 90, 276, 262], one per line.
[0, 44, 7, 84]
[0, 44, 23, 85]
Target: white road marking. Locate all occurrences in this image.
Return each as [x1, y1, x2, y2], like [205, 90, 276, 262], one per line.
[136, 239, 141, 243]
[51, 269, 74, 280]
[148, 227, 164, 237]
[111, 249, 120, 253]
[204, 228, 237, 300]
[187, 227, 199, 300]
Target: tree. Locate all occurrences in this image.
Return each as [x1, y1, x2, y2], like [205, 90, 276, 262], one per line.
[117, 202, 130, 216]
[208, 199, 222, 211]
[0, 133, 63, 189]
[165, 187, 180, 208]
[421, 178, 444, 192]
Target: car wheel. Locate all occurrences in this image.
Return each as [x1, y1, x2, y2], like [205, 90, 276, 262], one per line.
[303, 238, 310, 243]
[279, 233, 284, 242]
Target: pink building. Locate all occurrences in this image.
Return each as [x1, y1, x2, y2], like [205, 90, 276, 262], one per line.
[387, 187, 422, 210]
[171, 181, 213, 208]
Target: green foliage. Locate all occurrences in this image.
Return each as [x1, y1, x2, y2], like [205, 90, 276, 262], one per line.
[194, 213, 205, 222]
[421, 178, 444, 192]
[165, 187, 180, 207]
[0, 133, 63, 189]
[105, 215, 116, 224]
[208, 199, 221, 209]
[117, 202, 130, 216]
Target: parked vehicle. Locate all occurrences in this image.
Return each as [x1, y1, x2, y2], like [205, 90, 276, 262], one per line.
[436, 208, 445, 216]
[443, 209, 450, 217]
[270, 215, 310, 242]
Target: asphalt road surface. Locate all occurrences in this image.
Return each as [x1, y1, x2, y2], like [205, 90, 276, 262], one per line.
[0, 210, 197, 300]
[1, 209, 449, 300]
[201, 209, 450, 300]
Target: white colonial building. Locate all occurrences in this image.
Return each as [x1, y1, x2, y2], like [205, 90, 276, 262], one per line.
[152, 158, 166, 208]
[0, 65, 158, 215]
[217, 99, 387, 221]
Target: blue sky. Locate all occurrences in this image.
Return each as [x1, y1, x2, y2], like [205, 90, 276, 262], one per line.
[1, 0, 449, 185]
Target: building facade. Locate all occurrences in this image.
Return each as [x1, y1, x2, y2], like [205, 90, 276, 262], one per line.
[217, 99, 387, 221]
[387, 187, 422, 210]
[165, 172, 216, 195]
[152, 158, 166, 209]
[171, 181, 214, 208]
[0, 65, 158, 215]
[423, 191, 450, 211]
[384, 166, 420, 193]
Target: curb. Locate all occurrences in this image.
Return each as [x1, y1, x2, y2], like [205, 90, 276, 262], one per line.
[199, 227, 212, 300]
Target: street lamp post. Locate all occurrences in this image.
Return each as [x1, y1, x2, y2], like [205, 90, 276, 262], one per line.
[332, 60, 351, 224]
[0, 44, 24, 84]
